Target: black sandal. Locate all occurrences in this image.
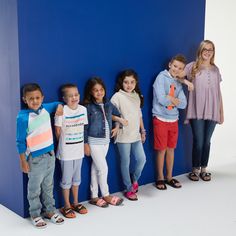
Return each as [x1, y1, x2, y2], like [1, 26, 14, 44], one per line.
[165, 178, 182, 188]
[200, 172, 211, 181]
[72, 204, 88, 214]
[188, 172, 199, 181]
[155, 180, 167, 190]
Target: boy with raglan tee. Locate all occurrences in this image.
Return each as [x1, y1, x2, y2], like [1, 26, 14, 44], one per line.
[152, 55, 187, 190]
[16, 83, 64, 228]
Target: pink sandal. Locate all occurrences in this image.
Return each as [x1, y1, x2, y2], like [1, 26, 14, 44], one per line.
[125, 191, 138, 201]
[89, 198, 109, 208]
[104, 196, 124, 206]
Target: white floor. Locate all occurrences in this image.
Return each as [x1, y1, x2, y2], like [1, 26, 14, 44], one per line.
[1, 158, 236, 236]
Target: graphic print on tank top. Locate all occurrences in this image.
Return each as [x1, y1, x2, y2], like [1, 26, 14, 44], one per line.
[64, 114, 85, 145]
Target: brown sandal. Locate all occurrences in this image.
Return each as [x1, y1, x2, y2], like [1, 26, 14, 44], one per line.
[71, 204, 88, 214]
[89, 198, 109, 208]
[103, 196, 124, 206]
[59, 207, 76, 218]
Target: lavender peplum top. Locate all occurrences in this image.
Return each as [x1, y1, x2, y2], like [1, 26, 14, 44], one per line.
[184, 62, 222, 124]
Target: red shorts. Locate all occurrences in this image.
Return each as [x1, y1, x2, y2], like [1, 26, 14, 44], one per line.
[153, 117, 178, 150]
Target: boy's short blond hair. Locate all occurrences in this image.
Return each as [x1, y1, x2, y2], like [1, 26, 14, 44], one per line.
[61, 83, 79, 97]
[170, 54, 187, 65]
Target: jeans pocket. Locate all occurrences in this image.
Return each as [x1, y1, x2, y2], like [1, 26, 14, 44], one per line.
[30, 156, 43, 166]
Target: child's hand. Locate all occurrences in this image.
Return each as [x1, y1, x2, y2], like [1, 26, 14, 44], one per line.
[84, 143, 91, 156]
[20, 159, 30, 173]
[55, 104, 64, 116]
[184, 80, 194, 91]
[141, 133, 146, 143]
[120, 118, 128, 126]
[171, 97, 180, 106]
[111, 126, 119, 138]
[167, 96, 180, 106]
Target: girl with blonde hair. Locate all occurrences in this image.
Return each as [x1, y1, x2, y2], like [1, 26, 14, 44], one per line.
[182, 40, 224, 181]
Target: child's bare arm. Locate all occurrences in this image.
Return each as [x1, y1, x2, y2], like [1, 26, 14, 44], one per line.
[112, 115, 128, 126]
[140, 117, 146, 143]
[55, 104, 64, 116]
[111, 125, 119, 138]
[84, 143, 91, 156]
[54, 105, 63, 140]
[19, 153, 29, 173]
[55, 126, 61, 140]
[177, 71, 194, 91]
[183, 79, 194, 91]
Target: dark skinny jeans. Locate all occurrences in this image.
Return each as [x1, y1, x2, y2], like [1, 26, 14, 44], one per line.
[190, 119, 216, 169]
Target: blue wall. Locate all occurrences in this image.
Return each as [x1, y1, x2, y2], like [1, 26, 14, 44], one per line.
[0, 0, 25, 216]
[0, 0, 205, 217]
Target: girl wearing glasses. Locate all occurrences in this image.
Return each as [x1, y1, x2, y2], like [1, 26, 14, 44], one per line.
[181, 40, 224, 181]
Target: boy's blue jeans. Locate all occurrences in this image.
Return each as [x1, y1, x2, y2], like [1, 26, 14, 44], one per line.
[117, 141, 146, 192]
[27, 151, 56, 218]
[190, 119, 216, 169]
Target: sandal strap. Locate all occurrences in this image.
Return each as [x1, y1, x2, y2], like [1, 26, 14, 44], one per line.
[32, 217, 47, 227]
[109, 196, 123, 205]
[188, 172, 200, 181]
[73, 204, 87, 212]
[64, 208, 74, 214]
[201, 172, 211, 177]
[51, 214, 60, 222]
[32, 217, 45, 224]
[110, 196, 119, 205]
[77, 204, 85, 210]
[166, 178, 182, 188]
[125, 191, 138, 200]
[170, 178, 180, 184]
[189, 172, 199, 177]
[155, 180, 167, 190]
[96, 198, 107, 207]
[60, 207, 76, 218]
[48, 213, 64, 224]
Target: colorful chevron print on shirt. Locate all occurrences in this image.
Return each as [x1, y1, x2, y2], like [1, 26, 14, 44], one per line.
[16, 102, 60, 158]
[26, 109, 53, 152]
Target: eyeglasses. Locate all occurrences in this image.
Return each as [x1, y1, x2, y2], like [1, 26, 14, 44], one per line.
[202, 48, 214, 53]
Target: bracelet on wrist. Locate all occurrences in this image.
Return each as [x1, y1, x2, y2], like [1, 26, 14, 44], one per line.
[140, 129, 146, 134]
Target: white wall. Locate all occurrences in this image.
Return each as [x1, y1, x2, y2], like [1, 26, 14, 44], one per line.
[205, 0, 236, 166]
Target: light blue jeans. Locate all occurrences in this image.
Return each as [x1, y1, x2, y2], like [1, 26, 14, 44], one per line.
[117, 141, 146, 192]
[27, 151, 56, 218]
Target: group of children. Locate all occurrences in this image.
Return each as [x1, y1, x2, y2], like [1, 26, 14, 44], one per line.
[16, 40, 223, 229]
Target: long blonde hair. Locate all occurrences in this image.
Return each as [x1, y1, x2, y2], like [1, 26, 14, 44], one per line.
[191, 40, 215, 80]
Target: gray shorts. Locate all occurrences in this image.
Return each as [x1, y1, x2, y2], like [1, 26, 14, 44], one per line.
[60, 159, 83, 189]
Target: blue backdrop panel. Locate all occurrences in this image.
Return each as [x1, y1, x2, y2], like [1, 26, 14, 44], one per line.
[1, 0, 205, 217]
[0, 0, 24, 216]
